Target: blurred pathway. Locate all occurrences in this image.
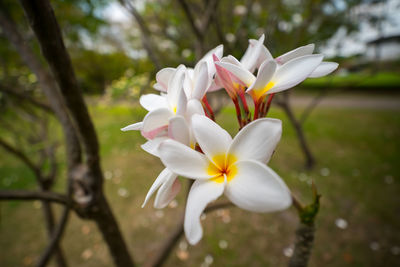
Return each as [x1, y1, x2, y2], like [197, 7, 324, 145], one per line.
[290, 94, 400, 110]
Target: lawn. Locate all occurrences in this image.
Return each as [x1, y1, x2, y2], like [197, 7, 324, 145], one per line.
[1, 100, 399, 267]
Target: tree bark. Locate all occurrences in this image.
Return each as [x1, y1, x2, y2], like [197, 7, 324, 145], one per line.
[289, 223, 316, 267]
[18, 1, 135, 266]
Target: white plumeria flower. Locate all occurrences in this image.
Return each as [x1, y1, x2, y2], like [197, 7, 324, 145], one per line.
[184, 45, 224, 98]
[121, 65, 187, 139]
[158, 114, 292, 245]
[246, 39, 338, 78]
[141, 99, 206, 208]
[141, 116, 189, 209]
[275, 43, 339, 78]
[153, 67, 176, 92]
[239, 34, 269, 73]
[217, 54, 324, 101]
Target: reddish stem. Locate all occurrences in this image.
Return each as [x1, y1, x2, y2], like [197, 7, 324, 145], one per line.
[232, 97, 243, 128]
[253, 99, 261, 120]
[202, 95, 215, 121]
[263, 93, 275, 116]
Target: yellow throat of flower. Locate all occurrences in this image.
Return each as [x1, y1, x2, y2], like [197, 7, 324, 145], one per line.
[207, 153, 238, 183]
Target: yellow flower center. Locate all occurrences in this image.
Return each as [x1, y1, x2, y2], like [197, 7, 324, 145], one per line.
[253, 81, 275, 100]
[206, 153, 238, 183]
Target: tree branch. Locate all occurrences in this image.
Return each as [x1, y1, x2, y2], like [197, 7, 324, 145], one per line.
[144, 201, 232, 267]
[289, 183, 320, 267]
[0, 85, 54, 114]
[19, 0, 98, 170]
[118, 0, 161, 70]
[0, 4, 82, 168]
[277, 92, 315, 169]
[19, 1, 135, 266]
[0, 137, 41, 178]
[177, 0, 203, 42]
[0, 190, 68, 205]
[36, 206, 70, 267]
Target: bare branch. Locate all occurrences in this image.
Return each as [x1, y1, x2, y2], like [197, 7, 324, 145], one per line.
[118, 0, 161, 70]
[145, 201, 232, 267]
[19, 0, 97, 168]
[0, 4, 82, 168]
[277, 92, 315, 169]
[177, 0, 203, 41]
[36, 206, 70, 267]
[0, 85, 54, 114]
[200, 0, 219, 34]
[19, 1, 135, 266]
[0, 137, 41, 178]
[0, 190, 68, 205]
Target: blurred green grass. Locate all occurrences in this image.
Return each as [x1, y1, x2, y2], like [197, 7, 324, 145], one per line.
[301, 72, 400, 91]
[1, 101, 399, 266]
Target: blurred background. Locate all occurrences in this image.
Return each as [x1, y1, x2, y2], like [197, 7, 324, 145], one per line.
[0, 0, 399, 266]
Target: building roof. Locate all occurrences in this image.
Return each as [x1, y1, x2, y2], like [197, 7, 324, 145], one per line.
[367, 35, 400, 45]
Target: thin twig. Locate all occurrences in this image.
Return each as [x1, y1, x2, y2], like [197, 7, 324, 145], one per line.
[0, 85, 54, 114]
[0, 137, 41, 178]
[36, 206, 70, 267]
[118, 0, 161, 70]
[144, 201, 232, 267]
[0, 190, 68, 205]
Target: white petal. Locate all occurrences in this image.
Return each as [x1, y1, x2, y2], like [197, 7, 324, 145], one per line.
[168, 116, 190, 146]
[207, 80, 222, 92]
[192, 114, 232, 163]
[268, 54, 323, 94]
[155, 67, 175, 91]
[247, 60, 277, 94]
[199, 44, 223, 80]
[121, 122, 142, 131]
[192, 61, 209, 100]
[140, 94, 168, 111]
[249, 39, 274, 68]
[141, 137, 168, 157]
[159, 139, 213, 179]
[225, 160, 292, 212]
[215, 62, 256, 87]
[142, 108, 174, 133]
[184, 179, 224, 245]
[276, 44, 315, 65]
[154, 174, 180, 209]
[200, 44, 224, 62]
[221, 55, 242, 66]
[228, 118, 282, 163]
[309, 62, 338, 78]
[167, 65, 186, 108]
[186, 99, 205, 119]
[142, 168, 172, 208]
[176, 87, 187, 116]
[240, 34, 265, 72]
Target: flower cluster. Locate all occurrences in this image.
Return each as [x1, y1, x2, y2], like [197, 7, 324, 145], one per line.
[122, 35, 338, 245]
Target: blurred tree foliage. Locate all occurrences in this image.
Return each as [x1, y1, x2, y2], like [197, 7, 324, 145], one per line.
[129, 0, 362, 68]
[0, 0, 133, 95]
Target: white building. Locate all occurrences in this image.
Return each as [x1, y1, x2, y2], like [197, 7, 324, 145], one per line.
[365, 35, 400, 61]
